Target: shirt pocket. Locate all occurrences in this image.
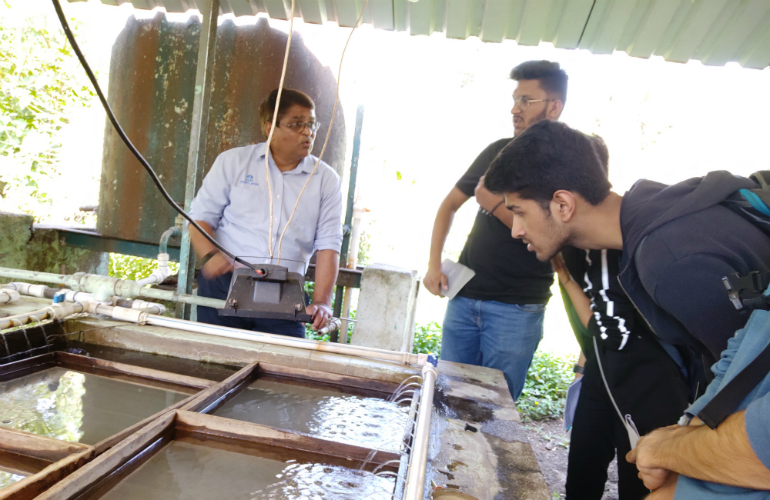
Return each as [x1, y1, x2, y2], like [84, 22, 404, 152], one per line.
[227, 185, 269, 224]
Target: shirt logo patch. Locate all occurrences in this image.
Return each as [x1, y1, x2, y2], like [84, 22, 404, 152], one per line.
[239, 174, 259, 186]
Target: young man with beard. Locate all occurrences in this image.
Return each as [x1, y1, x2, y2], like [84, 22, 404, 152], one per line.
[484, 120, 770, 499]
[554, 136, 688, 500]
[424, 60, 566, 401]
[188, 88, 342, 337]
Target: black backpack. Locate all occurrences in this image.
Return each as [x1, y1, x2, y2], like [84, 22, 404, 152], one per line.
[698, 171, 770, 429]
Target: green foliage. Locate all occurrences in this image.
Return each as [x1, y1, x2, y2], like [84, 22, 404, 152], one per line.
[0, 5, 94, 211]
[303, 280, 315, 303]
[517, 351, 576, 422]
[108, 253, 180, 281]
[356, 231, 371, 266]
[412, 321, 442, 356]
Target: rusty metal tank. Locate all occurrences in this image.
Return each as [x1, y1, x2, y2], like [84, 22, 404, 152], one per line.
[97, 13, 346, 244]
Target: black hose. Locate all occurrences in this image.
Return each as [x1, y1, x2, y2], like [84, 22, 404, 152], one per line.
[50, 0, 257, 272]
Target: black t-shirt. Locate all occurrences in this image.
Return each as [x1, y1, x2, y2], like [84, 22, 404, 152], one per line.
[455, 138, 553, 305]
[561, 246, 649, 353]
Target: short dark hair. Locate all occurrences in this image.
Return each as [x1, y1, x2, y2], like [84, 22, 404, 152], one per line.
[259, 88, 315, 130]
[588, 134, 609, 175]
[485, 121, 611, 207]
[510, 60, 568, 103]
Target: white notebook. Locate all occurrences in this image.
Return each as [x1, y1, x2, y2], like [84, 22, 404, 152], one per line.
[439, 259, 476, 299]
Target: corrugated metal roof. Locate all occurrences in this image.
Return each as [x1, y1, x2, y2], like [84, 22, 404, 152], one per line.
[72, 0, 770, 69]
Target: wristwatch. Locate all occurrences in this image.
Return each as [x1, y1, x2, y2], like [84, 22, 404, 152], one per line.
[198, 249, 219, 269]
[573, 364, 585, 374]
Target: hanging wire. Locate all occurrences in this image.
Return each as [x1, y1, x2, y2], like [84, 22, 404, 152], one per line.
[50, 0, 261, 274]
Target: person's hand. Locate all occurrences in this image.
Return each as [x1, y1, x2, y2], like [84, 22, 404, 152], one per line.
[306, 303, 332, 330]
[551, 252, 571, 286]
[201, 252, 233, 279]
[424, 265, 448, 296]
[626, 425, 681, 490]
[474, 175, 503, 213]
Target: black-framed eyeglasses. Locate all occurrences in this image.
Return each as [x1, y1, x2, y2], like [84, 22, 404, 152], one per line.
[281, 121, 321, 133]
[513, 96, 554, 109]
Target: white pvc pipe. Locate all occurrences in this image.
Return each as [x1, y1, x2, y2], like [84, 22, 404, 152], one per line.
[0, 267, 225, 308]
[126, 299, 166, 315]
[6, 282, 165, 315]
[7, 282, 49, 298]
[136, 253, 171, 287]
[0, 302, 85, 330]
[0, 290, 20, 304]
[85, 304, 427, 367]
[403, 360, 438, 500]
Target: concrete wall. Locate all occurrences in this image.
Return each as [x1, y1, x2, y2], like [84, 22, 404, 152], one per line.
[0, 212, 108, 278]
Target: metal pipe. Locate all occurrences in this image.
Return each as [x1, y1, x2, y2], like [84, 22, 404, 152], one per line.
[403, 358, 439, 499]
[84, 304, 428, 366]
[393, 377, 423, 500]
[0, 302, 84, 330]
[177, 0, 220, 319]
[0, 268, 225, 309]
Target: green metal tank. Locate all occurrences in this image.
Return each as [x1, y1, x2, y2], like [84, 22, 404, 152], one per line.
[97, 13, 346, 244]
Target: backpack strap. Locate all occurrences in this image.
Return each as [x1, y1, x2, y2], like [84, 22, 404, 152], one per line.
[698, 337, 770, 429]
[721, 171, 770, 238]
[751, 171, 770, 190]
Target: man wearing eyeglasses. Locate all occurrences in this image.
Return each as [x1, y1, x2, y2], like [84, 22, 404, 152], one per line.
[424, 60, 567, 401]
[188, 88, 342, 338]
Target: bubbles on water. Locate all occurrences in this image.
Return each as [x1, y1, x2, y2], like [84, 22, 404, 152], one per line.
[253, 463, 395, 500]
[215, 380, 411, 452]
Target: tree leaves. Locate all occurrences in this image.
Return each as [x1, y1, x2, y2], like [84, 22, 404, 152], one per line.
[0, 7, 95, 213]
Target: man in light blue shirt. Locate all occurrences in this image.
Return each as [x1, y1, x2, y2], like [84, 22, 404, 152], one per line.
[188, 88, 343, 337]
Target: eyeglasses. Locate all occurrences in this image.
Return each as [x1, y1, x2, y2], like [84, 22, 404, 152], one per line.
[281, 121, 321, 133]
[513, 96, 554, 109]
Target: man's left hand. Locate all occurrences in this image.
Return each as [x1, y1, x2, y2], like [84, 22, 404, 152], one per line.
[475, 175, 503, 213]
[627, 425, 683, 490]
[306, 303, 332, 330]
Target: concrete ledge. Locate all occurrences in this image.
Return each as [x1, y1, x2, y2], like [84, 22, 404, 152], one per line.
[64, 317, 421, 385]
[0, 212, 108, 283]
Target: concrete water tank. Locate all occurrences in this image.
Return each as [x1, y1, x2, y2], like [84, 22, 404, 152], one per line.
[97, 13, 346, 244]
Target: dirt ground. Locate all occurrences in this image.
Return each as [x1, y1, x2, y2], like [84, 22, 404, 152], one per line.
[522, 418, 619, 500]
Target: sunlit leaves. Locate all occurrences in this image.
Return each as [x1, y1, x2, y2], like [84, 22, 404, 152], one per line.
[0, 5, 94, 211]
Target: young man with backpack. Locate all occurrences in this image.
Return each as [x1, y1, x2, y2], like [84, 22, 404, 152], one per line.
[483, 120, 770, 498]
[554, 136, 689, 500]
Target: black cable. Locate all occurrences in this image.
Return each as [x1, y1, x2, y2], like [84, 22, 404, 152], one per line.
[50, 0, 259, 273]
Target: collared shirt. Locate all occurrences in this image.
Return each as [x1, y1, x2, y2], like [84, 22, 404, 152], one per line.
[188, 143, 343, 274]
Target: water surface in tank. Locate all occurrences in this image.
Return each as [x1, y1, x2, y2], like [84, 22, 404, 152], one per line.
[65, 342, 239, 382]
[0, 367, 188, 444]
[212, 377, 409, 452]
[97, 438, 395, 500]
[0, 469, 26, 491]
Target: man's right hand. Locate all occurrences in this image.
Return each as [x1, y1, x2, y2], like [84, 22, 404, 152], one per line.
[201, 252, 233, 279]
[424, 265, 448, 296]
